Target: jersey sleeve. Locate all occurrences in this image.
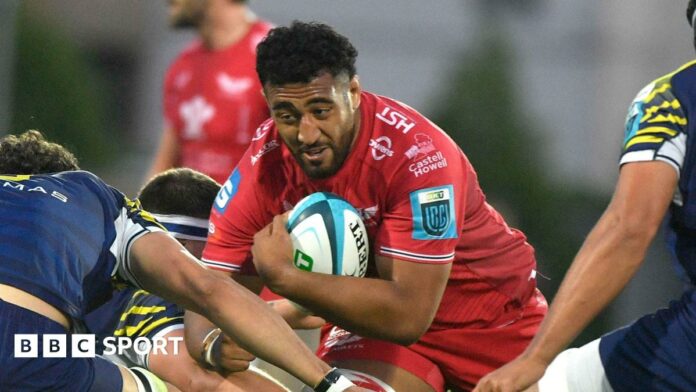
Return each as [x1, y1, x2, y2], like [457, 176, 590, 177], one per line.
[111, 194, 166, 289]
[375, 133, 465, 264]
[201, 137, 276, 273]
[620, 76, 687, 175]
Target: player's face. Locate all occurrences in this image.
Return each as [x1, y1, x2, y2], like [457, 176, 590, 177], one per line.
[166, 0, 206, 28]
[265, 73, 361, 179]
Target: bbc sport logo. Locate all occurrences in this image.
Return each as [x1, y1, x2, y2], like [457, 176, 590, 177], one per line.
[14, 334, 183, 358]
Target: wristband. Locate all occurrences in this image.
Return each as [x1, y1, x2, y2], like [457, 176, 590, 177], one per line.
[200, 328, 222, 368]
[314, 368, 355, 392]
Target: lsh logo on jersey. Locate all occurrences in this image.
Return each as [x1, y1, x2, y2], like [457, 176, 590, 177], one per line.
[376, 107, 415, 134]
[405, 134, 448, 177]
[369, 136, 394, 160]
[410, 185, 457, 239]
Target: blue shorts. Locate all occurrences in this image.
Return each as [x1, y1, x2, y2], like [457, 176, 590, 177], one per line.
[0, 299, 123, 391]
[599, 289, 696, 391]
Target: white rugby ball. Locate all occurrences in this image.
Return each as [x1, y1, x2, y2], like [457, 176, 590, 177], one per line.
[286, 192, 368, 277]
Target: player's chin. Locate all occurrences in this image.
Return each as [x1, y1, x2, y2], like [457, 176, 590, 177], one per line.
[302, 162, 338, 179]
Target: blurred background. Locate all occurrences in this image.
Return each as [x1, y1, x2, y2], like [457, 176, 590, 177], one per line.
[1, 0, 693, 383]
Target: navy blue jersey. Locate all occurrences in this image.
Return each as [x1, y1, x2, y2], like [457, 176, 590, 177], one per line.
[0, 171, 163, 323]
[620, 60, 696, 284]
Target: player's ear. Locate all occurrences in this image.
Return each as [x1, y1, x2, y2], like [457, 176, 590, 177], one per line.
[349, 76, 361, 108]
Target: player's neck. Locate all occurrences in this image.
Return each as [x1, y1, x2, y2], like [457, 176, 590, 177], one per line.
[199, 7, 255, 51]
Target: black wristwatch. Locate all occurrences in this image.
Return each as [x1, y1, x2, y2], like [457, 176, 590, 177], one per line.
[314, 368, 355, 392]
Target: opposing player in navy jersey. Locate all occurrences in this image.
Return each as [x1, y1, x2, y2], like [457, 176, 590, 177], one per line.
[85, 168, 289, 391]
[475, 2, 696, 392]
[0, 131, 365, 392]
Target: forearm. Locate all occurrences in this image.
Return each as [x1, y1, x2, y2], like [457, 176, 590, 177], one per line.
[131, 234, 331, 387]
[200, 275, 330, 387]
[523, 211, 655, 364]
[270, 271, 429, 344]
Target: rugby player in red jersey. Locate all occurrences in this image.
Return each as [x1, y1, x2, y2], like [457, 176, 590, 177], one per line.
[189, 21, 548, 391]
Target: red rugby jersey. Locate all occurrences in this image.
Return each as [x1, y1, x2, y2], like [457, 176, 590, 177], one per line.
[203, 91, 539, 328]
[163, 20, 272, 183]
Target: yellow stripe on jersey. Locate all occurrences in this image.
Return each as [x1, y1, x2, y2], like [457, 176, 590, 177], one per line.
[641, 99, 682, 121]
[124, 197, 165, 230]
[132, 290, 149, 298]
[636, 127, 679, 137]
[139, 316, 183, 336]
[626, 135, 663, 148]
[643, 83, 671, 103]
[119, 305, 167, 320]
[114, 317, 153, 336]
[0, 175, 31, 181]
[645, 113, 687, 125]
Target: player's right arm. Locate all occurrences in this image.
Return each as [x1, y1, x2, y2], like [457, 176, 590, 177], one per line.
[475, 76, 685, 392]
[128, 231, 336, 390]
[146, 126, 180, 181]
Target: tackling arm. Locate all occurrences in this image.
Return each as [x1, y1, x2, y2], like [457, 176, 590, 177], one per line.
[474, 161, 678, 392]
[129, 231, 331, 388]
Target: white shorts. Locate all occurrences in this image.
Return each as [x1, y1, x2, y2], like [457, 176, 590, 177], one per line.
[538, 339, 614, 392]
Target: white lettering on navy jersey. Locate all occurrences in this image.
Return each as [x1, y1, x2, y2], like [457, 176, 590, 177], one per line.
[2, 181, 69, 202]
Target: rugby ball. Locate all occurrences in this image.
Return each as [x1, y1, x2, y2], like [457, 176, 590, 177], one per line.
[287, 192, 368, 277]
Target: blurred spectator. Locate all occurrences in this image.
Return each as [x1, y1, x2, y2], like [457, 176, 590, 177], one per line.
[147, 0, 272, 183]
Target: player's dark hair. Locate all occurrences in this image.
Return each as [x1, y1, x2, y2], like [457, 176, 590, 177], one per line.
[688, 0, 696, 25]
[0, 130, 80, 174]
[256, 21, 358, 86]
[138, 168, 220, 219]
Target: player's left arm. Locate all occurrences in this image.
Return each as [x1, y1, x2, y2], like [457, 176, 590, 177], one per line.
[253, 214, 451, 345]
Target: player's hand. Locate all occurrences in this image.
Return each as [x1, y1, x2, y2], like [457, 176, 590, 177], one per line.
[346, 387, 371, 391]
[473, 356, 547, 392]
[211, 333, 256, 373]
[252, 213, 295, 287]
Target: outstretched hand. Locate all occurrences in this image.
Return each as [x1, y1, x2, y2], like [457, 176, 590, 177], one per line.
[252, 213, 295, 287]
[473, 356, 547, 392]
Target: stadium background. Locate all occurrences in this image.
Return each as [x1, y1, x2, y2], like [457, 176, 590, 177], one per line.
[0, 0, 692, 388]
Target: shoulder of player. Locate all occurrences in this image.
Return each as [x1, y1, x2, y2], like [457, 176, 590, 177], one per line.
[50, 170, 124, 206]
[631, 60, 696, 105]
[163, 40, 203, 82]
[368, 94, 458, 156]
[243, 119, 285, 167]
[167, 40, 204, 70]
